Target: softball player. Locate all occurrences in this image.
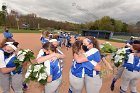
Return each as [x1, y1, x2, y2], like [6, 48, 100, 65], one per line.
[40, 31, 49, 45]
[110, 46, 133, 91]
[120, 39, 140, 93]
[72, 37, 102, 93]
[37, 42, 62, 93]
[50, 39, 65, 71]
[40, 36, 49, 45]
[59, 32, 64, 47]
[0, 42, 23, 93]
[37, 39, 64, 71]
[66, 33, 71, 50]
[69, 40, 85, 93]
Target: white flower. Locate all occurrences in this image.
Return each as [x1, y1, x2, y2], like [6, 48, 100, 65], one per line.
[17, 54, 25, 61]
[25, 49, 31, 52]
[17, 51, 22, 56]
[25, 71, 31, 78]
[122, 48, 126, 54]
[120, 56, 124, 59]
[37, 73, 47, 81]
[116, 50, 121, 54]
[112, 47, 128, 67]
[114, 55, 120, 62]
[33, 65, 42, 72]
[28, 65, 32, 69]
[36, 73, 39, 78]
[119, 60, 123, 63]
[100, 45, 104, 49]
[105, 42, 112, 45]
[22, 52, 27, 55]
[27, 49, 31, 51]
[24, 50, 28, 52]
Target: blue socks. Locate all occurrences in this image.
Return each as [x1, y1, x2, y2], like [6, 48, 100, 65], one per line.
[110, 78, 116, 91]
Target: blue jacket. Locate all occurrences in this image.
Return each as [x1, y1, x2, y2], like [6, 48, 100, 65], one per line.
[3, 31, 13, 39]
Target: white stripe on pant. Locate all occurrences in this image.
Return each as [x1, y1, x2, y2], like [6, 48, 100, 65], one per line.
[0, 73, 23, 93]
[45, 76, 62, 93]
[85, 74, 102, 93]
[121, 69, 140, 93]
[69, 72, 84, 93]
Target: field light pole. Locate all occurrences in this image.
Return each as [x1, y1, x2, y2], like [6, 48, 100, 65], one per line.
[16, 17, 20, 30]
[2, 3, 7, 26]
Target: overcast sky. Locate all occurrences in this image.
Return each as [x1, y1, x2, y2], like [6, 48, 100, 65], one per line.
[0, 0, 140, 23]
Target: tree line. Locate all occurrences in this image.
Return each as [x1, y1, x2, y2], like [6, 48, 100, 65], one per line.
[0, 9, 140, 33]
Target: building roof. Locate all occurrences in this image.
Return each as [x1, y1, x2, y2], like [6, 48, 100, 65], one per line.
[82, 30, 113, 33]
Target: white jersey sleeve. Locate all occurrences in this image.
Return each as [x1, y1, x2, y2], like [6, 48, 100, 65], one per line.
[0, 50, 6, 68]
[36, 49, 44, 59]
[44, 60, 50, 75]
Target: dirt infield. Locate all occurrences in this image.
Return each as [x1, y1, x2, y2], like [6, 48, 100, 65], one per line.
[0, 33, 139, 93]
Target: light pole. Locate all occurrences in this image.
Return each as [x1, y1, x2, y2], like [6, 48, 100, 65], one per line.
[16, 17, 19, 30]
[2, 3, 7, 26]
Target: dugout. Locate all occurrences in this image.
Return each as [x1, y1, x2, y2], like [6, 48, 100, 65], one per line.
[82, 30, 113, 39]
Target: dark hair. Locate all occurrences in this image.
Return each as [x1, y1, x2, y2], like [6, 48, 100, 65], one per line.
[132, 39, 140, 51]
[0, 38, 15, 48]
[42, 42, 57, 53]
[133, 39, 140, 44]
[72, 40, 83, 55]
[13, 42, 19, 47]
[130, 36, 134, 40]
[85, 36, 100, 52]
[52, 35, 59, 39]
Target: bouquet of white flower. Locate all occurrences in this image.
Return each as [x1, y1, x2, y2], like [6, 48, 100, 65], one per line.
[101, 42, 117, 53]
[13, 49, 35, 72]
[24, 64, 48, 85]
[111, 48, 127, 67]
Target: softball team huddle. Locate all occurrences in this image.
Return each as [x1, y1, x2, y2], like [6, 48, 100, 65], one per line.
[0, 32, 140, 93]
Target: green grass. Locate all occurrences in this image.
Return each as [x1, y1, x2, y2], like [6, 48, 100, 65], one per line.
[98, 38, 125, 43]
[0, 26, 127, 43]
[0, 28, 41, 33]
[112, 36, 130, 40]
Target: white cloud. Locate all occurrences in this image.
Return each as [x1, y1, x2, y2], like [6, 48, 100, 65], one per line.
[0, 0, 140, 23]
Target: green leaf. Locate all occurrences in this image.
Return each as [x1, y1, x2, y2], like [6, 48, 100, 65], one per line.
[39, 79, 47, 85]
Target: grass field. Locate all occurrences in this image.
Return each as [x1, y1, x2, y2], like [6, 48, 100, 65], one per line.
[0, 28, 41, 33]
[0, 27, 129, 43]
[112, 35, 130, 40]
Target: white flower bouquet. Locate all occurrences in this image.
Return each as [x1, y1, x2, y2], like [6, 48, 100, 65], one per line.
[111, 48, 127, 67]
[24, 64, 48, 85]
[13, 49, 35, 72]
[101, 42, 117, 53]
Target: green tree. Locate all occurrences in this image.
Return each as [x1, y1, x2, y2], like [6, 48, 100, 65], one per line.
[114, 20, 124, 32]
[99, 16, 114, 31]
[0, 11, 5, 25]
[122, 23, 128, 32]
